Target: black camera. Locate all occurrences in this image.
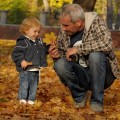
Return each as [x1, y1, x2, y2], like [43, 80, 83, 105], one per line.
[69, 54, 79, 63]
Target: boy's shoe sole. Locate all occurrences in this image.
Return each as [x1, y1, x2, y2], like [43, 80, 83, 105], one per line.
[27, 100, 34, 105]
[19, 99, 27, 104]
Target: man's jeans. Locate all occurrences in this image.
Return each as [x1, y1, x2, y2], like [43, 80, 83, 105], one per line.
[18, 71, 39, 101]
[54, 52, 115, 105]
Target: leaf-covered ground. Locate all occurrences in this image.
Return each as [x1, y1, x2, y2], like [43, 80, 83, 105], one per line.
[0, 40, 120, 120]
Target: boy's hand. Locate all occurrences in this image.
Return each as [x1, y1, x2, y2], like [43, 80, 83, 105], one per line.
[21, 60, 32, 69]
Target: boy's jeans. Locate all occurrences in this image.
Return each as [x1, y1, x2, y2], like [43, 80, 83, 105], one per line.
[54, 52, 115, 105]
[18, 71, 39, 101]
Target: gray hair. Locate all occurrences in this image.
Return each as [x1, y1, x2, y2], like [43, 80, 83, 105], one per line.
[60, 4, 85, 22]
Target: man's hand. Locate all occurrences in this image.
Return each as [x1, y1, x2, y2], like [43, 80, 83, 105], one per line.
[66, 47, 78, 61]
[49, 42, 60, 59]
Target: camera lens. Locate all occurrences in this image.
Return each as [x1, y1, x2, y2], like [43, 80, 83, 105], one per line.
[70, 54, 79, 63]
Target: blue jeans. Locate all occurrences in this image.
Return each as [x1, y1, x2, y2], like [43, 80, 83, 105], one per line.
[54, 52, 115, 105]
[18, 71, 39, 101]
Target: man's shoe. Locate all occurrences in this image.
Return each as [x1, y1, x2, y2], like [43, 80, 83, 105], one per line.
[90, 103, 103, 112]
[74, 93, 88, 108]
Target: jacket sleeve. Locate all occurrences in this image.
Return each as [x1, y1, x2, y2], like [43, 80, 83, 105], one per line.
[43, 43, 50, 54]
[12, 40, 26, 66]
[39, 37, 50, 54]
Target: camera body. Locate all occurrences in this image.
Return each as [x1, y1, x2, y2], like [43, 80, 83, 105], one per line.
[70, 54, 79, 63]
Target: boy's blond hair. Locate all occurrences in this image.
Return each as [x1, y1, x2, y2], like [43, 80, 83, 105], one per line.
[19, 17, 42, 35]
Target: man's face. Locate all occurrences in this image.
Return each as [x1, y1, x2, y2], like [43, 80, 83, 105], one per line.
[59, 15, 82, 36]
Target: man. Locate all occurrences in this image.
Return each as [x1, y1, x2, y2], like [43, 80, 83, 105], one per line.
[49, 4, 120, 112]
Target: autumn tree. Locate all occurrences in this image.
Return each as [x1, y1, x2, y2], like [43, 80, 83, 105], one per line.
[114, 0, 120, 30]
[73, 0, 97, 11]
[107, 0, 113, 29]
[107, 0, 120, 30]
[7, 0, 29, 24]
[43, 0, 50, 12]
[0, 0, 13, 10]
[42, 0, 72, 12]
[40, 0, 72, 25]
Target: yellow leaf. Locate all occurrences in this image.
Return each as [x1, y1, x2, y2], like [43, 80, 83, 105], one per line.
[43, 32, 57, 45]
[0, 83, 7, 91]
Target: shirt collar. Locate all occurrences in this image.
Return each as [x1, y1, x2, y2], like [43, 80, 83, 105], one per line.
[25, 35, 35, 42]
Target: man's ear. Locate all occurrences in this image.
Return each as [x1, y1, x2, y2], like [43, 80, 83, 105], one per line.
[76, 19, 82, 26]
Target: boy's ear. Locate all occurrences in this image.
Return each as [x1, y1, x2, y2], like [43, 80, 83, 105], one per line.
[25, 29, 28, 34]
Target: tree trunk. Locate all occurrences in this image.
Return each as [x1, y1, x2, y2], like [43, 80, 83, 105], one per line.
[43, 0, 50, 12]
[73, 0, 97, 11]
[115, 8, 120, 30]
[40, 0, 50, 26]
[115, 0, 120, 30]
[107, 0, 113, 30]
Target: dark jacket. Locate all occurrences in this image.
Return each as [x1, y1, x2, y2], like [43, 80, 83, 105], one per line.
[12, 35, 49, 72]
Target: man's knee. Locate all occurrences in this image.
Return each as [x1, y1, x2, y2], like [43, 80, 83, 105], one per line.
[54, 58, 68, 74]
[88, 52, 106, 64]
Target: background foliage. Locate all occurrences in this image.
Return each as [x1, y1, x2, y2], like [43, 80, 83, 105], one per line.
[0, 0, 120, 28]
[0, 0, 106, 24]
[7, 0, 29, 24]
[0, 0, 39, 24]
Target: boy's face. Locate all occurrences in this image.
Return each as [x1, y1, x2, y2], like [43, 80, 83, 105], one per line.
[25, 26, 40, 40]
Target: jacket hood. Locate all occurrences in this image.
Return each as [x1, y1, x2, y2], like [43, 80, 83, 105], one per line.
[85, 12, 97, 31]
